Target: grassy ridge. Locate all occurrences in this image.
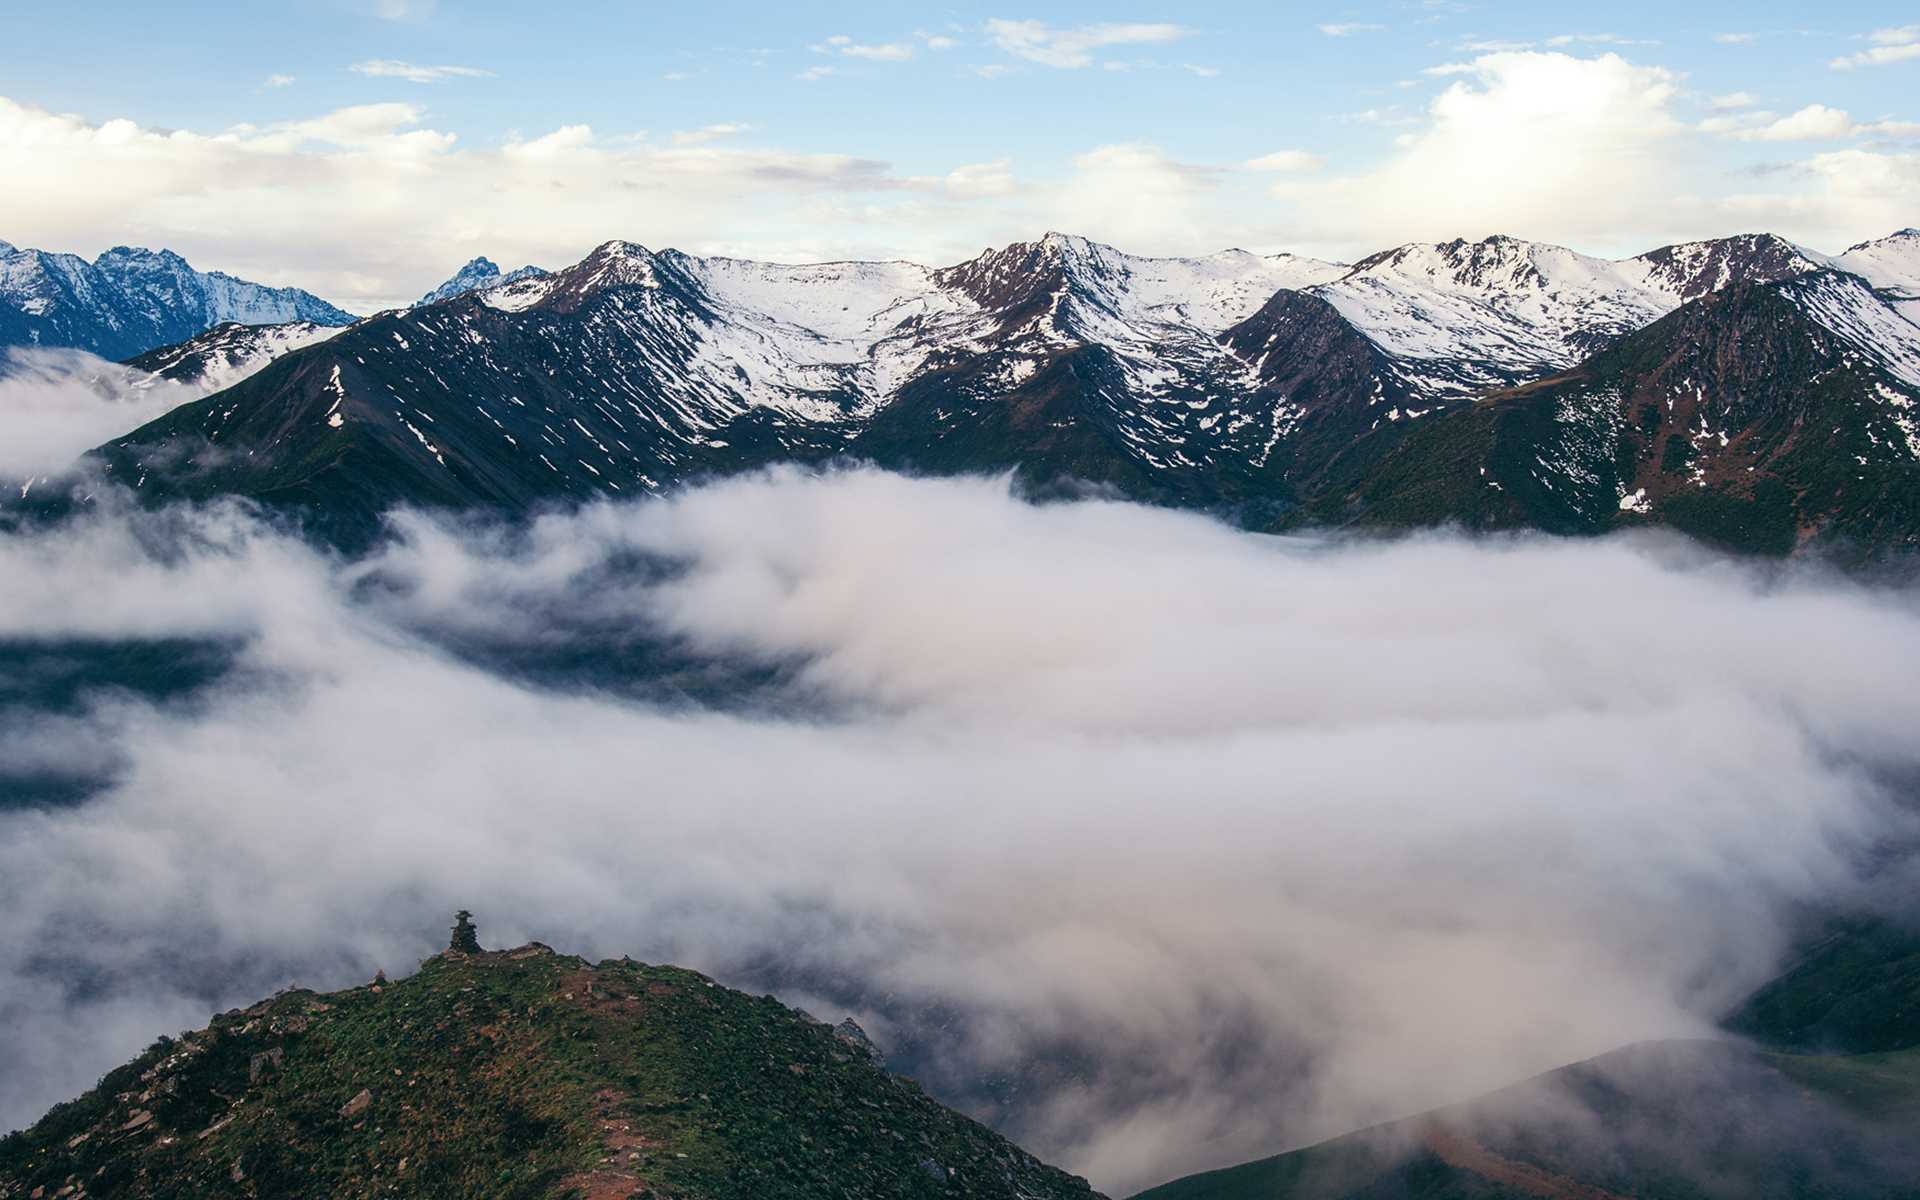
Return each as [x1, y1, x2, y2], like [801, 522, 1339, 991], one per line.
[0, 944, 1101, 1200]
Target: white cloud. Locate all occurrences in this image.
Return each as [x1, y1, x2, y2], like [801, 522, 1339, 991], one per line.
[264, 73, 296, 88]
[814, 34, 916, 62]
[1831, 25, 1920, 69]
[1714, 31, 1757, 45]
[984, 19, 1192, 69]
[1283, 52, 1690, 250]
[1725, 104, 1920, 142]
[1051, 143, 1220, 249]
[1736, 103, 1860, 141]
[1182, 63, 1221, 77]
[1245, 149, 1324, 171]
[942, 158, 1017, 197]
[670, 122, 752, 147]
[796, 65, 835, 81]
[349, 59, 492, 84]
[922, 34, 960, 51]
[839, 41, 914, 61]
[1710, 91, 1759, 110]
[1715, 147, 1920, 249]
[1317, 22, 1386, 36]
[1547, 33, 1659, 47]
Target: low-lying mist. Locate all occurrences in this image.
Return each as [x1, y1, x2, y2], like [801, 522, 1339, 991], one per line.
[2, 468, 1917, 1193]
[0, 349, 198, 481]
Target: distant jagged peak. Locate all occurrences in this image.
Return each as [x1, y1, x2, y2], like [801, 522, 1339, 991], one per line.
[415, 254, 548, 307]
[94, 244, 194, 268]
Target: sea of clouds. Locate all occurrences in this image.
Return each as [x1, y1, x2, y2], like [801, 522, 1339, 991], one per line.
[3, 464, 1918, 1192]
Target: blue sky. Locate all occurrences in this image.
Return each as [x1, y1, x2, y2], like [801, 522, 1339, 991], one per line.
[5, 1, 1916, 309]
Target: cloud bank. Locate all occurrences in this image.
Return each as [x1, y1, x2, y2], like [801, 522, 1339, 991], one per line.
[1, 471, 1917, 1194]
[0, 349, 199, 481]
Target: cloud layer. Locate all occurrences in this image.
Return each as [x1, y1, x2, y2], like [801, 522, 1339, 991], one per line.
[2, 470, 1917, 1193]
[0, 349, 199, 480]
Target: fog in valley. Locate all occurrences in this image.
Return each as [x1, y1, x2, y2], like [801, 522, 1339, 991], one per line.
[3, 457, 1918, 1191]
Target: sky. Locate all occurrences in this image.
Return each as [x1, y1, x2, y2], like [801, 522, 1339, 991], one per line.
[4, 2, 1919, 312]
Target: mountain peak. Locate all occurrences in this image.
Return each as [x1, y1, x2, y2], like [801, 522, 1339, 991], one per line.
[1631, 232, 1830, 300]
[415, 255, 546, 307]
[931, 233, 1127, 314]
[573, 239, 660, 285]
[1036, 230, 1088, 254]
[500, 239, 666, 313]
[1342, 235, 1561, 294]
[1844, 227, 1920, 252]
[96, 244, 190, 267]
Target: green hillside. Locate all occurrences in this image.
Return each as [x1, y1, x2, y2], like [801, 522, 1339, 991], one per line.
[0, 926, 1101, 1200]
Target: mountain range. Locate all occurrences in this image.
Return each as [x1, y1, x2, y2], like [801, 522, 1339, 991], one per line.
[0, 242, 355, 361]
[8, 227, 1920, 557]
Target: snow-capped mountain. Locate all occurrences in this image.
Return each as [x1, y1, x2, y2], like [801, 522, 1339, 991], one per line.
[1297, 233, 1834, 399]
[124, 320, 348, 393]
[1837, 228, 1920, 325]
[0, 241, 356, 360]
[65, 228, 1920, 556]
[1320, 268, 1920, 556]
[415, 256, 548, 307]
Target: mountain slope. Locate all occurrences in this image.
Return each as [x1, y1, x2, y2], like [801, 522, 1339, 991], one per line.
[1837, 228, 1920, 300]
[1312, 270, 1920, 555]
[0, 935, 1102, 1200]
[1302, 233, 1831, 400]
[1131, 1040, 1920, 1200]
[0, 242, 355, 359]
[124, 320, 348, 393]
[1726, 916, 1920, 1055]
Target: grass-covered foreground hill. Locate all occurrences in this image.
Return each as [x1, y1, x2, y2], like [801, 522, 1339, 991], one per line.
[0, 940, 1103, 1200]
